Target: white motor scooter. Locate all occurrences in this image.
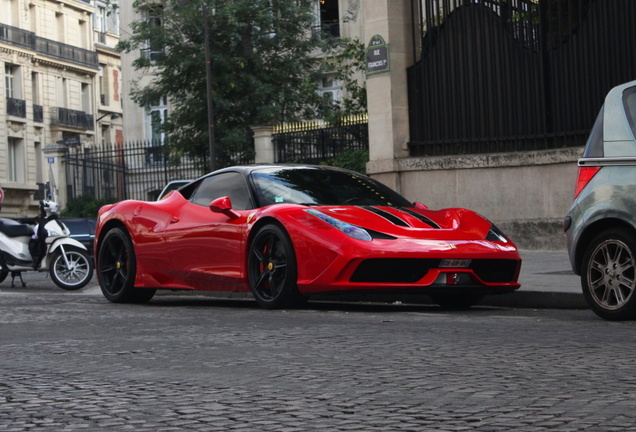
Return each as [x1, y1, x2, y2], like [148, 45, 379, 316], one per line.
[0, 197, 94, 291]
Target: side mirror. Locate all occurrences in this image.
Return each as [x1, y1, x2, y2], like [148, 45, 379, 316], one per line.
[414, 202, 429, 210]
[209, 196, 240, 219]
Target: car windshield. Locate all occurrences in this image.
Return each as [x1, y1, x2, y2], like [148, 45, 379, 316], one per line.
[250, 167, 413, 207]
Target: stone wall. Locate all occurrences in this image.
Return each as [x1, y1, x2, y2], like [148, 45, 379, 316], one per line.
[368, 147, 583, 250]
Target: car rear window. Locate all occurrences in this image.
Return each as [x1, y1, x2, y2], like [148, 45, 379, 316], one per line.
[623, 86, 636, 139]
[583, 106, 604, 158]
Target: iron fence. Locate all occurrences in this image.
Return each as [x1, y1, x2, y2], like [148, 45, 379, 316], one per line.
[408, 0, 636, 156]
[273, 115, 369, 164]
[65, 120, 367, 202]
[65, 141, 207, 202]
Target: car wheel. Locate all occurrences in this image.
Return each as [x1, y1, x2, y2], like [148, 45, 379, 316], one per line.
[97, 228, 155, 304]
[248, 223, 304, 309]
[49, 246, 94, 290]
[581, 229, 636, 320]
[430, 292, 484, 310]
[0, 270, 7, 284]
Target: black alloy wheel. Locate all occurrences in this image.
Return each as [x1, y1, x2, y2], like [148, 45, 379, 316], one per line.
[248, 223, 304, 309]
[97, 227, 155, 303]
[581, 228, 636, 320]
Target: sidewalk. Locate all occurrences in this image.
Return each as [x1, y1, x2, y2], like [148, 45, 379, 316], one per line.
[481, 250, 587, 309]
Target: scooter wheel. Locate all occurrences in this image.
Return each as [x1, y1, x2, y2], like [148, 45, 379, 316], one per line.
[49, 246, 94, 290]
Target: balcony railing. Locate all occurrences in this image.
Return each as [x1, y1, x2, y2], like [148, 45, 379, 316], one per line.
[50, 107, 94, 131]
[0, 23, 36, 49]
[140, 47, 165, 61]
[311, 21, 340, 39]
[0, 23, 98, 69]
[35, 37, 98, 68]
[34, 105, 43, 123]
[7, 98, 27, 118]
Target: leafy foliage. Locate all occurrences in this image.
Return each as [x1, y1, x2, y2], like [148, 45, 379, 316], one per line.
[119, 0, 367, 166]
[63, 196, 117, 218]
[322, 149, 369, 174]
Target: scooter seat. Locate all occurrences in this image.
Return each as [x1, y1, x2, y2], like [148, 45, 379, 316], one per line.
[0, 218, 34, 238]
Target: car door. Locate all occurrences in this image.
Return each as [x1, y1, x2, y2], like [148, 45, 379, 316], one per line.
[162, 172, 253, 290]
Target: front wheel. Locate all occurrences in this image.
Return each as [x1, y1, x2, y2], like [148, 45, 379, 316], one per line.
[0, 270, 7, 284]
[49, 246, 94, 290]
[581, 229, 636, 320]
[97, 228, 155, 303]
[248, 223, 304, 309]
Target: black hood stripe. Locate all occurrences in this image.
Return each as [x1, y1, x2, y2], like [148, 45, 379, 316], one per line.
[398, 208, 441, 229]
[362, 206, 410, 227]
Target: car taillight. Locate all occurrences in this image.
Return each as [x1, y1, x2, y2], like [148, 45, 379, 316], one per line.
[573, 166, 601, 198]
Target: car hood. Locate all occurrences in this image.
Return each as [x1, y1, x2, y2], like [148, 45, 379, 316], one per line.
[309, 205, 494, 240]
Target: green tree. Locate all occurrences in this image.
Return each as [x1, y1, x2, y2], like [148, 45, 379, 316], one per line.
[119, 0, 366, 167]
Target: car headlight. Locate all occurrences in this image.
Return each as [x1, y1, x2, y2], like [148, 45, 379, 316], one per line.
[305, 209, 372, 241]
[486, 223, 508, 243]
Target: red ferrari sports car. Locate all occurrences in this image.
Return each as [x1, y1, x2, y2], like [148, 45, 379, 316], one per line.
[95, 165, 521, 309]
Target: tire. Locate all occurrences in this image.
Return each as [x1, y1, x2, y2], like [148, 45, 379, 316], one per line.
[430, 292, 484, 310]
[581, 228, 636, 321]
[248, 223, 304, 309]
[49, 246, 94, 290]
[0, 270, 7, 284]
[97, 228, 155, 304]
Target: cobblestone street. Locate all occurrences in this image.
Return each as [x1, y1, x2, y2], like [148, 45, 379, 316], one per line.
[1, 285, 636, 431]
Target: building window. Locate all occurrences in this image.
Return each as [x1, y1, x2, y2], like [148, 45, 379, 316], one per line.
[29, 3, 37, 33]
[31, 71, 40, 105]
[312, 0, 340, 38]
[5, 64, 20, 98]
[56, 12, 65, 43]
[79, 19, 88, 49]
[96, 1, 120, 35]
[8, 138, 25, 184]
[102, 125, 110, 147]
[142, 7, 164, 60]
[57, 77, 68, 107]
[82, 82, 91, 112]
[99, 64, 107, 105]
[144, 96, 168, 145]
[34, 141, 43, 184]
[318, 75, 341, 104]
[95, 5, 107, 32]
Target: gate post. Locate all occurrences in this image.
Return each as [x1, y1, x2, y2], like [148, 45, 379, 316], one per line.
[363, 0, 415, 191]
[253, 125, 275, 163]
[43, 143, 69, 209]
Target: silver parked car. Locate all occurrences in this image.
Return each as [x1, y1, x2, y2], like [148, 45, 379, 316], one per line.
[564, 80, 636, 320]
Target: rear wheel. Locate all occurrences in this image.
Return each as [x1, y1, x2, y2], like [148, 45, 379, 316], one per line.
[430, 292, 484, 310]
[581, 229, 636, 320]
[97, 228, 155, 303]
[49, 246, 93, 290]
[248, 223, 304, 309]
[0, 270, 7, 284]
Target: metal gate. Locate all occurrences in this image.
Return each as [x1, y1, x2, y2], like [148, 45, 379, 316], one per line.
[408, 0, 636, 156]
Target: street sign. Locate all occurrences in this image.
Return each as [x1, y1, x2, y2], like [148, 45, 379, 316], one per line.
[366, 35, 390, 75]
[48, 157, 55, 164]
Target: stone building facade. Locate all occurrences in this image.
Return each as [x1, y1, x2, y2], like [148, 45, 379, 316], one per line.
[0, 0, 121, 217]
